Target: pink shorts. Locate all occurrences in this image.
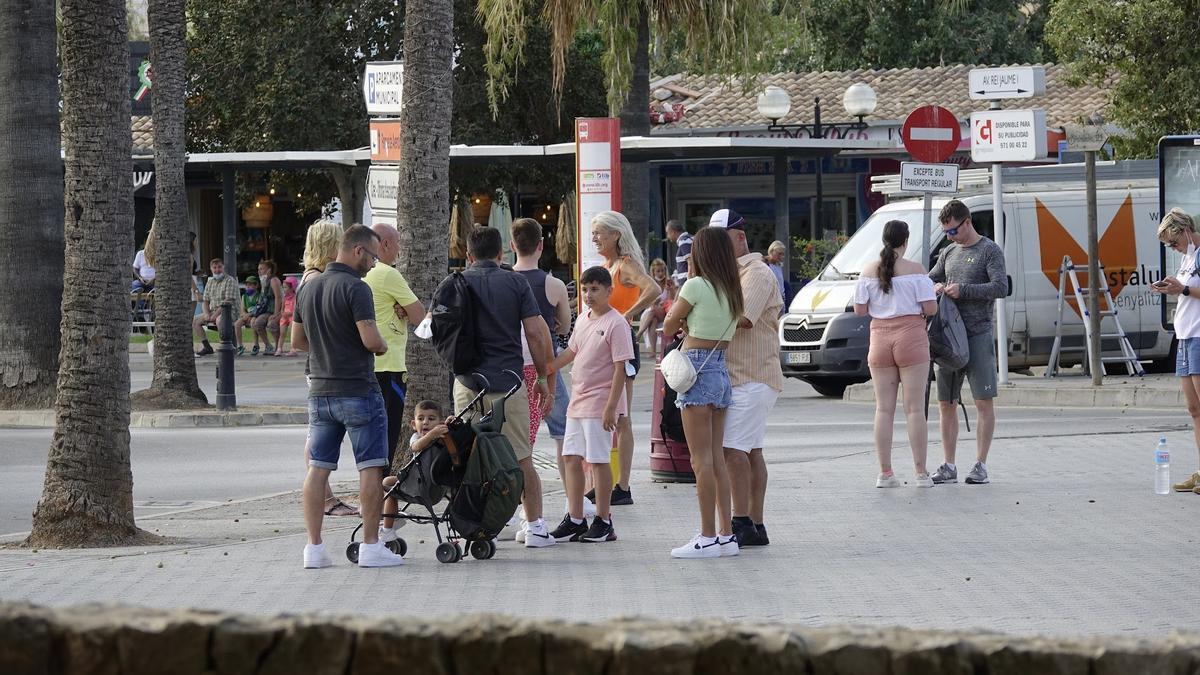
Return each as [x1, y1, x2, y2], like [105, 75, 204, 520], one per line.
[523, 365, 543, 444]
[867, 315, 929, 369]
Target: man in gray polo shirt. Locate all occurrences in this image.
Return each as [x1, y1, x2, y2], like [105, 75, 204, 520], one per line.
[929, 200, 1008, 486]
[291, 224, 403, 569]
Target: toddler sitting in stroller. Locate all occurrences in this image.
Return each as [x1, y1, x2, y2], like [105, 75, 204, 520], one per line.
[379, 400, 451, 544]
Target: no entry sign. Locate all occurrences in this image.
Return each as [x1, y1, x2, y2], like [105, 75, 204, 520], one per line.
[901, 105, 961, 164]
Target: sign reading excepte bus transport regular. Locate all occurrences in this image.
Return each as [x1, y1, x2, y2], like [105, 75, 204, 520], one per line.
[900, 162, 959, 194]
[970, 109, 1047, 163]
[362, 62, 404, 116]
[575, 118, 622, 274]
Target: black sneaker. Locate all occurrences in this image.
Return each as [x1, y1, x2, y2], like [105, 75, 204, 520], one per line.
[754, 523, 769, 546]
[580, 516, 616, 542]
[732, 519, 758, 546]
[548, 514, 588, 542]
[610, 485, 634, 506]
[584, 488, 596, 504]
[194, 345, 214, 357]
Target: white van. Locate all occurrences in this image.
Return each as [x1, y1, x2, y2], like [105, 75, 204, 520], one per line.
[780, 162, 1170, 397]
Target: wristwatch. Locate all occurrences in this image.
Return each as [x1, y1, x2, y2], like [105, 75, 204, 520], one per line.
[1185, 287, 1191, 297]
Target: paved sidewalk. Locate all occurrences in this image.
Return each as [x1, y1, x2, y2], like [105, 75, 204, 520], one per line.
[3, 405, 1199, 638]
[845, 367, 1184, 408]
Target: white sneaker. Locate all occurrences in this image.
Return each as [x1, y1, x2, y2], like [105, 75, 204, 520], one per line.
[357, 541, 404, 567]
[379, 527, 400, 543]
[523, 519, 557, 548]
[670, 534, 720, 559]
[876, 472, 901, 488]
[914, 473, 935, 488]
[303, 543, 332, 569]
[718, 535, 739, 557]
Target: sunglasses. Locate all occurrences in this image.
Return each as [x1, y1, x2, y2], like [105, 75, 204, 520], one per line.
[943, 217, 969, 237]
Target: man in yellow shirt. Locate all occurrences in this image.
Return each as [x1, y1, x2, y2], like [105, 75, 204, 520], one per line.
[366, 223, 426, 465]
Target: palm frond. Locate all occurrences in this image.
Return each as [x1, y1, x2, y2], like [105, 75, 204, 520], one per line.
[477, 0, 531, 118]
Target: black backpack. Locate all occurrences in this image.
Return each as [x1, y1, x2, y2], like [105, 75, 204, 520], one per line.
[431, 271, 481, 374]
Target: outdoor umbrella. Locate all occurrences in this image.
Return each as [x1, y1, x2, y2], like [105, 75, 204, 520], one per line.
[489, 190, 514, 264]
[555, 192, 576, 266]
[448, 194, 472, 259]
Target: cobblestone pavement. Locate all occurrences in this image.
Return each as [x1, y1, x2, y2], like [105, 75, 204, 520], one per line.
[2, 391, 1197, 638]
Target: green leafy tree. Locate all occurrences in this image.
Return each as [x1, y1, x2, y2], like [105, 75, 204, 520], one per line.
[476, 0, 780, 243]
[185, 0, 405, 222]
[1048, 0, 1196, 157]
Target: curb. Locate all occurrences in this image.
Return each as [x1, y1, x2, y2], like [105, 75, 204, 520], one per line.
[843, 380, 1184, 408]
[0, 408, 308, 429]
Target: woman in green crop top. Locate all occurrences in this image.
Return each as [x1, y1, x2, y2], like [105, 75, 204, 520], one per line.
[662, 225, 744, 558]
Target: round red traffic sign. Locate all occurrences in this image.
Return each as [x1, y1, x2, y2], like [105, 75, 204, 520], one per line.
[901, 105, 962, 164]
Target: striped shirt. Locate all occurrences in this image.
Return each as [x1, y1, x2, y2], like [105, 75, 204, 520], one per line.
[726, 253, 784, 391]
[672, 231, 693, 287]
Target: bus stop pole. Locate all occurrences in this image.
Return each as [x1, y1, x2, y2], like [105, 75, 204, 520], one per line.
[993, 160, 1009, 386]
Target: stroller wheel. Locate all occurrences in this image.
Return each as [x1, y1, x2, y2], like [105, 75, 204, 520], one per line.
[452, 542, 464, 563]
[470, 540, 490, 560]
[485, 539, 497, 559]
[435, 542, 457, 564]
[385, 538, 407, 557]
[345, 542, 360, 564]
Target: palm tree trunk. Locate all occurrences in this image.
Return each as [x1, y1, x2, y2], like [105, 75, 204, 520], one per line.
[0, 0, 64, 408]
[331, 166, 367, 227]
[394, 0, 454, 466]
[132, 0, 207, 410]
[28, 0, 155, 548]
[618, 2, 651, 250]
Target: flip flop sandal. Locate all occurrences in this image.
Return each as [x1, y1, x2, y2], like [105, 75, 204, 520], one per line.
[321, 499, 357, 514]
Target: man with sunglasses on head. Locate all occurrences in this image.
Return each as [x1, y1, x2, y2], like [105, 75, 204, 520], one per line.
[928, 199, 1008, 485]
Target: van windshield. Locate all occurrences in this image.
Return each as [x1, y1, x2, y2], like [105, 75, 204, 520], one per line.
[819, 208, 941, 281]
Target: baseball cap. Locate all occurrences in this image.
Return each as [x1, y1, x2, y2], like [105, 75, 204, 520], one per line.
[245, 275, 259, 284]
[708, 209, 745, 231]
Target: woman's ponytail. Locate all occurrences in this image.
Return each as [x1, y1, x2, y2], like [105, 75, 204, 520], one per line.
[879, 220, 909, 293]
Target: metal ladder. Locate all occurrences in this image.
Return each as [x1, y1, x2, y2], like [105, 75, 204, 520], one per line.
[1046, 255, 1145, 378]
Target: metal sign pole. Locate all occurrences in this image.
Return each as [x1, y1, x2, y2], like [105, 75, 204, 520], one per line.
[993, 159, 1008, 385]
[921, 193, 932, 267]
[1085, 150, 1102, 385]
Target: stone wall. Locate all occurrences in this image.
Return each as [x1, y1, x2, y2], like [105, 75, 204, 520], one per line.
[1, 602, 1197, 674]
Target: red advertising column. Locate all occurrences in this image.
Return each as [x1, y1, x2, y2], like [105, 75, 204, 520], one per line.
[575, 118, 622, 276]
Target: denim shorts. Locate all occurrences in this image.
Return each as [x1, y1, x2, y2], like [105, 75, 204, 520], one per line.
[674, 348, 732, 409]
[1177, 338, 1200, 376]
[546, 367, 569, 439]
[307, 391, 389, 471]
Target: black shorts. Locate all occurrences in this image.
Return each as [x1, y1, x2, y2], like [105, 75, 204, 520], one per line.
[627, 327, 640, 377]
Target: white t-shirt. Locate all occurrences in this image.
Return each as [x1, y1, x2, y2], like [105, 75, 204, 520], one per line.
[1174, 243, 1200, 339]
[132, 249, 156, 281]
[853, 274, 936, 319]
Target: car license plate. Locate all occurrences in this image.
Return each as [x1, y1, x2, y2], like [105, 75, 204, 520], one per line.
[786, 351, 811, 365]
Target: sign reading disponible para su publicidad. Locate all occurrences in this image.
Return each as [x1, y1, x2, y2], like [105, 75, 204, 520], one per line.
[970, 109, 1047, 163]
[900, 162, 959, 194]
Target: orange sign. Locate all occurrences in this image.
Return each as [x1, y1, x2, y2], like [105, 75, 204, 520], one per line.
[370, 120, 402, 162]
[1037, 194, 1137, 315]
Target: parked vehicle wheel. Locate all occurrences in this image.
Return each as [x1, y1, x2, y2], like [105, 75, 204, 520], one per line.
[1146, 338, 1177, 374]
[435, 542, 456, 564]
[345, 542, 360, 564]
[385, 538, 407, 557]
[805, 377, 852, 398]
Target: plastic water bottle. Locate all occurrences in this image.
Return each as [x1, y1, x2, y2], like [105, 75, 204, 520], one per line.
[1156, 436, 1171, 495]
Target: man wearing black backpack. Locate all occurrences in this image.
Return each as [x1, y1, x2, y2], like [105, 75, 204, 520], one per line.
[929, 200, 1008, 485]
[443, 226, 557, 548]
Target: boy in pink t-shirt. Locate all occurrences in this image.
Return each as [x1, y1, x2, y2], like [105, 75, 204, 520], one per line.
[547, 266, 634, 543]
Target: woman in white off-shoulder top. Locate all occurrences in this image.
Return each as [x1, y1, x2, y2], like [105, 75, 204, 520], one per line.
[852, 220, 939, 488]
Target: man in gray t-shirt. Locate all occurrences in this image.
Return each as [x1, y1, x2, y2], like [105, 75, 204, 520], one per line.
[928, 200, 1008, 486]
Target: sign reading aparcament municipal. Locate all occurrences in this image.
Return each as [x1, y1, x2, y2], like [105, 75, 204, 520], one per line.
[900, 162, 959, 194]
[363, 62, 404, 116]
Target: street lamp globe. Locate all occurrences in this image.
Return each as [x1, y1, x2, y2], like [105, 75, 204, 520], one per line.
[842, 82, 877, 118]
[756, 85, 792, 123]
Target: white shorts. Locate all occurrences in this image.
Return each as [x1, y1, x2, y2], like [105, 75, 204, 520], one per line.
[562, 417, 613, 464]
[722, 382, 780, 452]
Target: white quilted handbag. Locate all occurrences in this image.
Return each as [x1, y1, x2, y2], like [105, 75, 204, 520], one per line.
[660, 318, 736, 394]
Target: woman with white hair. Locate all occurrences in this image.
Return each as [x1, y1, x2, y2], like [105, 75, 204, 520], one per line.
[1152, 208, 1200, 494]
[590, 210, 660, 506]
